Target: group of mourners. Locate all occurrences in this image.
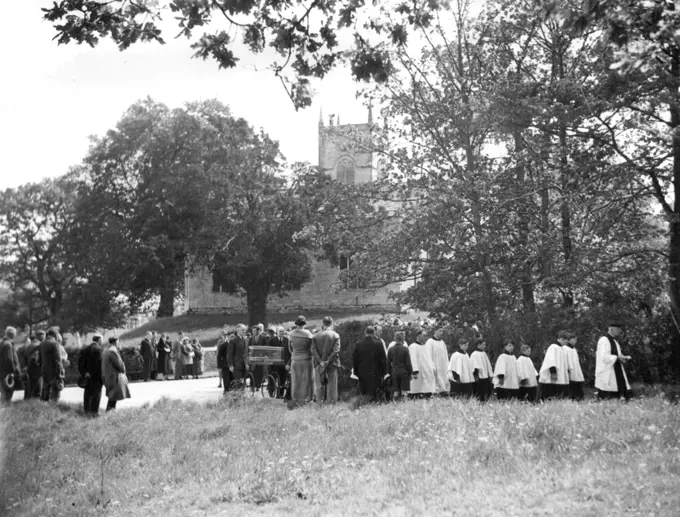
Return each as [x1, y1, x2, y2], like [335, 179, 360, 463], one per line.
[268, 317, 633, 405]
[142, 332, 205, 381]
[0, 326, 132, 413]
[0, 316, 633, 413]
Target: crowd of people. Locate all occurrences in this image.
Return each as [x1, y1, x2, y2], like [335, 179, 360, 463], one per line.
[283, 317, 633, 404]
[0, 317, 633, 414]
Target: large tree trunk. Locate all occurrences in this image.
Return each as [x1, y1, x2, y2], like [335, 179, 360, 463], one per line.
[246, 283, 269, 328]
[669, 47, 680, 372]
[514, 132, 536, 313]
[157, 287, 175, 318]
[554, 37, 574, 309]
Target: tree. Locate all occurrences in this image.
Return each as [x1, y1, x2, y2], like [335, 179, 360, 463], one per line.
[318, 0, 665, 356]
[74, 98, 280, 317]
[540, 0, 680, 355]
[41, 0, 432, 108]
[208, 163, 323, 326]
[0, 174, 126, 331]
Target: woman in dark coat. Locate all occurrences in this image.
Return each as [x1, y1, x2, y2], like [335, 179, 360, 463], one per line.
[156, 336, 169, 380]
[191, 338, 204, 378]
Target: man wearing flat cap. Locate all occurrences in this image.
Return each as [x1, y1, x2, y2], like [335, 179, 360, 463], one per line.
[311, 316, 341, 405]
[595, 320, 632, 400]
[78, 334, 104, 415]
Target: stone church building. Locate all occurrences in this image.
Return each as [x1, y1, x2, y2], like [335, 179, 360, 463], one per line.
[183, 110, 401, 314]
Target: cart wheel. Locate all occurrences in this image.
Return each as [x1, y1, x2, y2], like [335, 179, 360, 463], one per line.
[243, 372, 256, 396]
[261, 374, 278, 398]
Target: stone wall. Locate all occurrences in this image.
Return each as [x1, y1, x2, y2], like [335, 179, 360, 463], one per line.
[186, 260, 399, 314]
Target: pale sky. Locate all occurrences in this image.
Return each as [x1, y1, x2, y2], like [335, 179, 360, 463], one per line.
[0, 2, 371, 190]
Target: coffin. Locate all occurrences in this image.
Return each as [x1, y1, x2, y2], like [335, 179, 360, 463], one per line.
[248, 346, 285, 365]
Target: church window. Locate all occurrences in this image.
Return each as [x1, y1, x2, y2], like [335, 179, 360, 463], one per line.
[336, 156, 355, 184]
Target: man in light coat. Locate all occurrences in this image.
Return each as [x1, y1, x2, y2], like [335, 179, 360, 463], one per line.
[311, 316, 341, 404]
[595, 321, 632, 400]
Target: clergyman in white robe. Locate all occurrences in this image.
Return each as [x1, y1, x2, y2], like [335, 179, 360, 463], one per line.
[538, 332, 570, 400]
[595, 323, 631, 400]
[426, 332, 450, 395]
[409, 338, 435, 396]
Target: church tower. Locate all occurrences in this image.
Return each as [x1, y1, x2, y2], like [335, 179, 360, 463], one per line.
[182, 108, 397, 315]
[318, 109, 379, 183]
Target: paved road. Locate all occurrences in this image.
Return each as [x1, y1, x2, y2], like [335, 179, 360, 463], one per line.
[13, 375, 232, 410]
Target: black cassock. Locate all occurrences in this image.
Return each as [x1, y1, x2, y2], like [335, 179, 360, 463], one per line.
[352, 336, 387, 399]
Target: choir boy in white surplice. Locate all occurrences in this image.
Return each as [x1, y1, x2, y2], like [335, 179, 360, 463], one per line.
[595, 321, 632, 400]
[426, 329, 450, 396]
[448, 339, 474, 398]
[408, 329, 436, 398]
[538, 331, 570, 400]
[470, 339, 493, 401]
[565, 332, 585, 400]
[493, 342, 520, 400]
[517, 344, 538, 402]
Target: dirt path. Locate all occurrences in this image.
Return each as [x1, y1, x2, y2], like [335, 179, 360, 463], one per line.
[13, 374, 231, 410]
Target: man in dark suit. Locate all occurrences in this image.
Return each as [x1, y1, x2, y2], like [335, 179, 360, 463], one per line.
[140, 332, 154, 382]
[216, 329, 229, 390]
[352, 326, 387, 401]
[40, 328, 64, 402]
[227, 324, 249, 386]
[22, 330, 44, 399]
[0, 326, 21, 404]
[78, 334, 104, 415]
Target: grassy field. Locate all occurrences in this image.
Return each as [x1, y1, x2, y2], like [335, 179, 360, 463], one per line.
[1, 395, 679, 517]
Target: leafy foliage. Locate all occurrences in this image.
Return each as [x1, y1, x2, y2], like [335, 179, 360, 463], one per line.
[0, 175, 127, 331]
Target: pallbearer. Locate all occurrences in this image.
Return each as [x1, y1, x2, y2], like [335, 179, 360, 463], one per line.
[565, 332, 585, 400]
[448, 338, 474, 398]
[517, 344, 538, 402]
[538, 331, 570, 400]
[595, 321, 632, 400]
[493, 342, 520, 400]
[470, 338, 493, 401]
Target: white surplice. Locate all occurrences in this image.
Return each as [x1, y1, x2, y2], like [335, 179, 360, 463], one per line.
[448, 351, 474, 383]
[493, 353, 519, 389]
[538, 343, 569, 385]
[516, 356, 538, 387]
[409, 341, 436, 394]
[426, 338, 450, 393]
[470, 350, 493, 379]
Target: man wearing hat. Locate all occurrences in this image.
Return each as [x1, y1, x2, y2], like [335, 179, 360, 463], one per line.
[78, 334, 104, 415]
[311, 316, 341, 404]
[595, 320, 632, 400]
[0, 326, 21, 404]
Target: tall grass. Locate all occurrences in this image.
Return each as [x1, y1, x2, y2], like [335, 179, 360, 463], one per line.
[1, 396, 679, 516]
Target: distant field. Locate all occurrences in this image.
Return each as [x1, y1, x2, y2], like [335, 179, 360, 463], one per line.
[1, 395, 678, 517]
